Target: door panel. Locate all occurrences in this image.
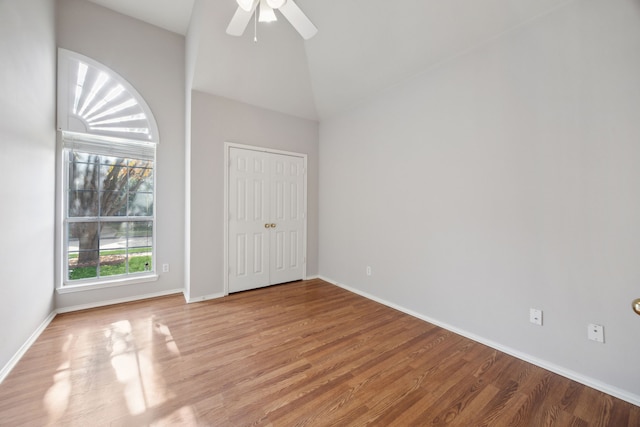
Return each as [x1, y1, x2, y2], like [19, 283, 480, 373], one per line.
[228, 147, 305, 293]
[228, 149, 270, 293]
[269, 154, 305, 285]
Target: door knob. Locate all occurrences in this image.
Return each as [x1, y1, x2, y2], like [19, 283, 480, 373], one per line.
[270, 223, 277, 228]
[633, 298, 640, 316]
[264, 223, 271, 229]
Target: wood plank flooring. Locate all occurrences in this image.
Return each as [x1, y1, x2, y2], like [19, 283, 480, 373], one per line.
[0, 279, 638, 426]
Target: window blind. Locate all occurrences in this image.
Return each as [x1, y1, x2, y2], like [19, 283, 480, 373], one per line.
[62, 131, 156, 161]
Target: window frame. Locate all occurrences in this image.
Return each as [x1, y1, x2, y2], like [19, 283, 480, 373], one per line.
[55, 49, 159, 293]
[60, 140, 157, 291]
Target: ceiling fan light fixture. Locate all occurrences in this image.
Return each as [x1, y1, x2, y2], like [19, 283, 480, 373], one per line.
[266, 0, 286, 9]
[236, 0, 255, 12]
[259, 0, 277, 22]
[227, 0, 317, 40]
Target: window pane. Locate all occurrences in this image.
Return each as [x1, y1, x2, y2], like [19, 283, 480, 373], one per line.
[68, 251, 98, 280]
[129, 221, 153, 274]
[128, 192, 153, 216]
[68, 222, 100, 280]
[100, 222, 127, 250]
[128, 164, 153, 216]
[97, 222, 126, 276]
[68, 222, 99, 253]
[99, 252, 127, 277]
[100, 191, 127, 216]
[69, 191, 99, 217]
[100, 162, 128, 217]
[100, 163, 127, 188]
[69, 157, 98, 190]
[128, 253, 152, 273]
[129, 165, 153, 192]
[129, 221, 153, 248]
[68, 156, 99, 217]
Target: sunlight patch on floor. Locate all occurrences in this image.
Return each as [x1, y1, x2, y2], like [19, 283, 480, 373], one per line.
[107, 318, 183, 417]
[43, 334, 74, 424]
[154, 320, 181, 356]
[43, 361, 71, 423]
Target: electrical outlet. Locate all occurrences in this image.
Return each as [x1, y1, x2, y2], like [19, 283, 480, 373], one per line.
[529, 308, 543, 326]
[162, 264, 170, 273]
[366, 266, 372, 276]
[588, 324, 604, 343]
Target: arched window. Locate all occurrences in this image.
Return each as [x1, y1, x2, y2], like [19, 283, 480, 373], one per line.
[56, 49, 158, 290]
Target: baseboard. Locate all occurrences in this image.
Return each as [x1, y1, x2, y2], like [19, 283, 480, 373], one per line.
[184, 277, 323, 302]
[56, 288, 185, 314]
[0, 310, 57, 384]
[184, 292, 226, 304]
[320, 276, 640, 407]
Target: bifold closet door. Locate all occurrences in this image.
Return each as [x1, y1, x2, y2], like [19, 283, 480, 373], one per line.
[228, 147, 305, 293]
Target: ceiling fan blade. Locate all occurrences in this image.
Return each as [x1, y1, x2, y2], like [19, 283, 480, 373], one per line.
[278, 0, 317, 40]
[226, 1, 258, 37]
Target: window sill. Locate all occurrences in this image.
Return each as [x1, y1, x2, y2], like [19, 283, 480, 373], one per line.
[56, 274, 158, 294]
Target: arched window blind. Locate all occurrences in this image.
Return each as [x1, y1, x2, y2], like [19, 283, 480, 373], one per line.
[57, 48, 159, 144]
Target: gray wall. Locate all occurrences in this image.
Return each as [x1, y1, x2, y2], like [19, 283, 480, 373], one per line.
[0, 0, 56, 375]
[56, 0, 186, 308]
[319, 0, 640, 402]
[187, 91, 319, 300]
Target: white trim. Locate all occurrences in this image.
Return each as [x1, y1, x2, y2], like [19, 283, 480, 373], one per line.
[57, 274, 158, 294]
[0, 311, 57, 384]
[302, 155, 308, 281]
[55, 288, 184, 313]
[55, 132, 65, 289]
[319, 276, 640, 407]
[226, 142, 309, 158]
[224, 142, 308, 296]
[223, 143, 229, 296]
[184, 292, 226, 304]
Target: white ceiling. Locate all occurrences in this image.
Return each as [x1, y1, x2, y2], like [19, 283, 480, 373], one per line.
[85, 0, 573, 120]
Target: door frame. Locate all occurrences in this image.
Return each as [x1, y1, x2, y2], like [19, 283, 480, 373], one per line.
[224, 142, 308, 295]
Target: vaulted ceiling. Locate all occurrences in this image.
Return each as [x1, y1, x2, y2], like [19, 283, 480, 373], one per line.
[87, 0, 572, 120]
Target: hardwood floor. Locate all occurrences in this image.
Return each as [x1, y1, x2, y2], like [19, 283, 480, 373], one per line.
[0, 279, 638, 426]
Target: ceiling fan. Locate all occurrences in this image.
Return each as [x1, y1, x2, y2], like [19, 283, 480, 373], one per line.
[226, 0, 318, 40]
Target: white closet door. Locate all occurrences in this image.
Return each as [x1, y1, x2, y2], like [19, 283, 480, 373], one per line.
[228, 147, 305, 293]
[228, 148, 271, 293]
[269, 154, 305, 285]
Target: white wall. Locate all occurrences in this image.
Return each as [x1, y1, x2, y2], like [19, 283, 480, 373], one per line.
[319, 0, 640, 403]
[187, 91, 319, 300]
[55, 0, 186, 308]
[0, 0, 56, 375]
